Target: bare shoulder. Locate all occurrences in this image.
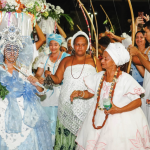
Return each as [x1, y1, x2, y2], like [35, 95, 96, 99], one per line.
[62, 55, 74, 69]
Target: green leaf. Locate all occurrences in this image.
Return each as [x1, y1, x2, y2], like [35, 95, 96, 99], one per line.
[103, 20, 108, 25]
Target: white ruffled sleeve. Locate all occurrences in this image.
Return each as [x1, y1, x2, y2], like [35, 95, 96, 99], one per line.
[122, 73, 145, 101]
[83, 71, 104, 94]
[37, 55, 48, 69]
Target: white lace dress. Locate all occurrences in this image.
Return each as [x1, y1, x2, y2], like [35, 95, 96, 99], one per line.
[58, 64, 97, 135]
[76, 71, 150, 150]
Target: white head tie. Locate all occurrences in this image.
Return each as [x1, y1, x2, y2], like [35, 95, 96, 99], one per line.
[67, 37, 72, 43]
[61, 41, 67, 49]
[71, 31, 90, 51]
[105, 42, 130, 66]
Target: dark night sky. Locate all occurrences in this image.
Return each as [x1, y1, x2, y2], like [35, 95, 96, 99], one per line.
[47, 0, 150, 37]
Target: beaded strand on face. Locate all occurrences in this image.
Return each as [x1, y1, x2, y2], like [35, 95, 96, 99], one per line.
[92, 67, 120, 129]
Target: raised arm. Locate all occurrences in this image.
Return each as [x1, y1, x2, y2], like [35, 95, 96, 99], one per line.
[135, 65, 145, 77]
[56, 23, 67, 39]
[129, 46, 150, 71]
[35, 23, 46, 50]
[44, 57, 67, 84]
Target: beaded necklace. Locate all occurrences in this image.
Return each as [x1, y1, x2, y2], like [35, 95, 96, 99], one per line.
[71, 55, 86, 79]
[92, 67, 120, 129]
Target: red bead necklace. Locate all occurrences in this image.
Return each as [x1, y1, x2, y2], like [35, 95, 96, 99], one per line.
[92, 67, 120, 129]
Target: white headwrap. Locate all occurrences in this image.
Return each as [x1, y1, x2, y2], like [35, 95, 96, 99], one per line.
[67, 37, 72, 43]
[61, 41, 67, 49]
[71, 31, 90, 51]
[105, 42, 130, 66]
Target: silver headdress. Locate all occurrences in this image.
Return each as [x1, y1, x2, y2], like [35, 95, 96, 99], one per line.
[0, 25, 23, 54]
[0, 25, 34, 67]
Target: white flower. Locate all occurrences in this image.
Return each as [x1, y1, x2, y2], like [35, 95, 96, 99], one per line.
[55, 9, 60, 14]
[56, 6, 61, 10]
[47, 3, 51, 7]
[10, 6, 14, 9]
[5, 5, 8, 9]
[26, 2, 34, 8]
[60, 9, 64, 13]
[51, 5, 55, 9]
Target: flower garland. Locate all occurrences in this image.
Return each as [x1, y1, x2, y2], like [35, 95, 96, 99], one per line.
[92, 67, 120, 129]
[0, 82, 9, 100]
[0, 0, 74, 29]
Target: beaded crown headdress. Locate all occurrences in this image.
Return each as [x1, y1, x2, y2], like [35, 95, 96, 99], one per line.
[0, 25, 23, 54]
[0, 25, 34, 67]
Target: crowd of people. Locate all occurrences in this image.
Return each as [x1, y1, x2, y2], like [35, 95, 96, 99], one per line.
[1, 6, 150, 150]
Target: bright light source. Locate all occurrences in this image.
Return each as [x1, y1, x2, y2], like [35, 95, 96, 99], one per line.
[88, 12, 91, 14]
[95, 12, 97, 15]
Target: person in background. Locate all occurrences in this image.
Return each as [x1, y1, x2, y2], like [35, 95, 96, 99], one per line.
[60, 41, 67, 52]
[98, 36, 111, 60]
[129, 20, 150, 125]
[35, 34, 70, 147]
[98, 31, 105, 40]
[131, 30, 149, 86]
[67, 37, 73, 54]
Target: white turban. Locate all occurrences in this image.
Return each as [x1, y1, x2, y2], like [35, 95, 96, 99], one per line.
[61, 41, 67, 49]
[105, 42, 130, 66]
[67, 37, 72, 43]
[71, 31, 90, 51]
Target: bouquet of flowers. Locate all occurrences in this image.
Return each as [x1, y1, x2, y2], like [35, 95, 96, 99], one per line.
[0, 0, 74, 29]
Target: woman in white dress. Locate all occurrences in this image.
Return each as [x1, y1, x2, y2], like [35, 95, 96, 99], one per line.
[71, 42, 150, 150]
[45, 31, 102, 150]
[35, 33, 70, 146]
[0, 25, 52, 150]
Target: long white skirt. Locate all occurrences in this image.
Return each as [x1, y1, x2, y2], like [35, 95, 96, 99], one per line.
[76, 105, 150, 150]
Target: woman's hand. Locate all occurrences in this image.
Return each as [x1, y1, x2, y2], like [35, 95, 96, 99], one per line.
[135, 17, 144, 26]
[143, 14, 149, 22]
[45, 70, 52, 77]
[128, 45, 139, 56]
[38, 77, 44, 84]
[27, 75, 38, 87]
[70, 90, 83, 102]
[104, 102, 121, 115]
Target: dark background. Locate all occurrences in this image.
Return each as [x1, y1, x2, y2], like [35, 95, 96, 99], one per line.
[47, 0, 150, 38]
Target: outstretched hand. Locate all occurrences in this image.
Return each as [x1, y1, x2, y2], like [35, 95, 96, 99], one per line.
[104, 101, 121, 115]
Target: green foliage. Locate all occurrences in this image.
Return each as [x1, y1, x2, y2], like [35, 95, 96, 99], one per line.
[0, 83, 9, 100]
